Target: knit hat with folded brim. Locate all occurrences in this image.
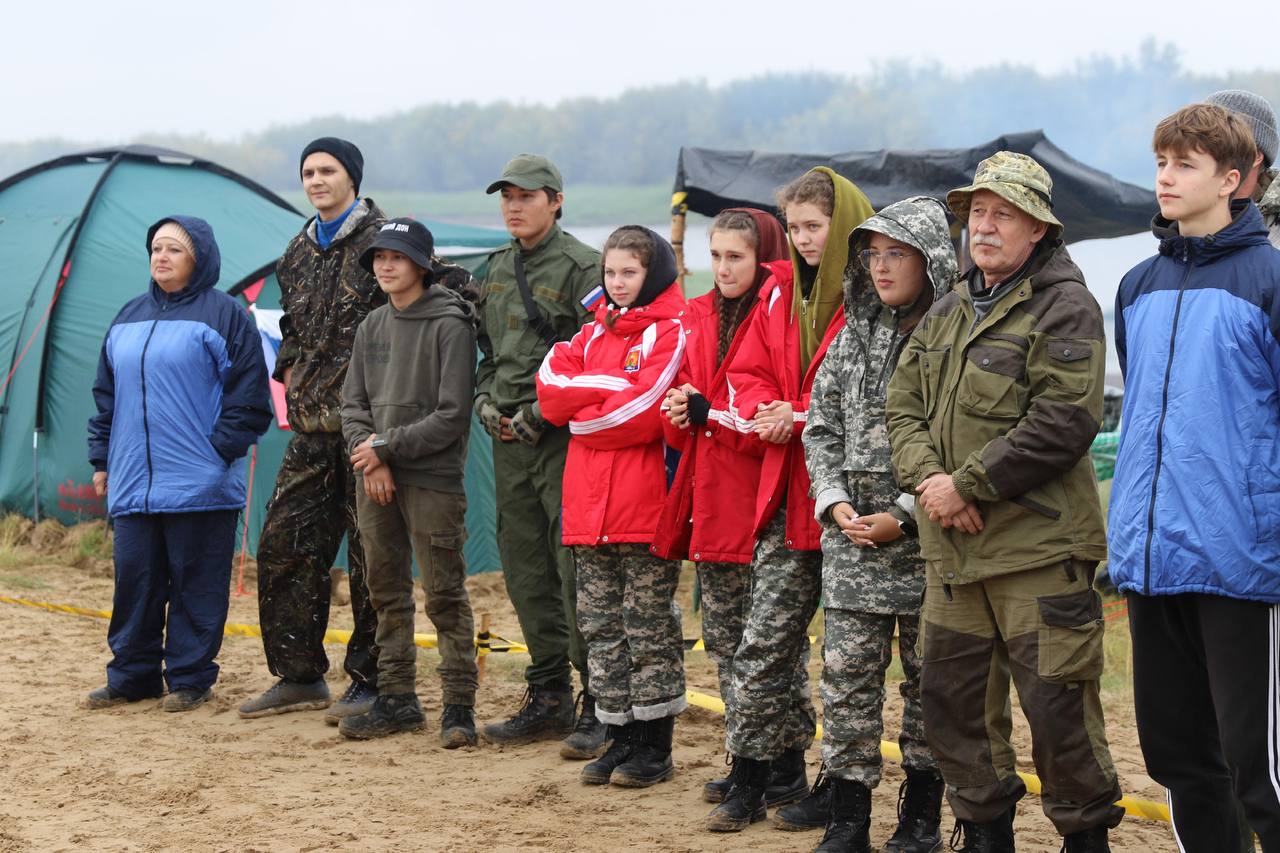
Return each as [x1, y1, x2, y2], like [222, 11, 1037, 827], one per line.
[947, 151, 1063, 240]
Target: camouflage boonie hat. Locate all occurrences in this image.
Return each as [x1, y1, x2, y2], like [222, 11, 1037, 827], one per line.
[485, 153, 564, 194]
[946, 151, 1062, 236]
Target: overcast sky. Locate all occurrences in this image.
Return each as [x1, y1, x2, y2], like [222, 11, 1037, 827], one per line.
[7, 0, 1275, 144]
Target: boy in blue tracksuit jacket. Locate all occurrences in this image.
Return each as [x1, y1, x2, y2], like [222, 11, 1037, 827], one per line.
[1110, 103, 1280, 850]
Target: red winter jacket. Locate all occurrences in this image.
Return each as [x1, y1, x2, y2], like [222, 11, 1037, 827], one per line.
[537, 283, 687, 546]
[651, 292, 764, 564]
[725, 260, 844, 552]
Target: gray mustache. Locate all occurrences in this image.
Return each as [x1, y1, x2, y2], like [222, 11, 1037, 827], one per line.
[971, 233, 1004, 248]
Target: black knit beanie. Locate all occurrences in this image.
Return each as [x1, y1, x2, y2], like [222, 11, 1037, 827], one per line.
[299, 137, 364, 194]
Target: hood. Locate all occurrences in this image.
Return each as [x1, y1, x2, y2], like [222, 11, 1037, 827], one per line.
[845, 196, 958, 325]
[595, 276, 686, 335]
[606, 226, 679, 311]
[145, 215, 220, 300]
[731, 207, 790, 281]
[788, 167, 875, 307]
[1153, 199, 1271, 263]
[392, 282, 476, 324]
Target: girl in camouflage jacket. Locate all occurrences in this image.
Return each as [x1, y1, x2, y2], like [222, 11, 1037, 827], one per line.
[801, 196, 956, 852]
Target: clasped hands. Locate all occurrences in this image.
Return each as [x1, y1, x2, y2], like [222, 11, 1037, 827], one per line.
[663, 386, 791, 445]
[351, 435, 395, 506]
[915, 472, 984, 535]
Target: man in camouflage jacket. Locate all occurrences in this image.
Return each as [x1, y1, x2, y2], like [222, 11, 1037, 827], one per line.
[241, 138, 474, 722]
[803, 196, 955, 851]
[885, 153, 1123, 848]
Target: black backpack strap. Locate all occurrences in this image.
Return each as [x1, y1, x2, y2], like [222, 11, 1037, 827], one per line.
[513, 252, 561, 349]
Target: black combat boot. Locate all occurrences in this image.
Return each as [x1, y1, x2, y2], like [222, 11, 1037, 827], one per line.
[814, 777, 872, 853]
[883, 768, 945, 852]
[612, 716, 676, 787]
[773, 768, 832, 831]
[1061, 825, 1110, 853]
[581, 723, 635, 785]
[338, 693, 426, 740]
[706, 755, 770, 832]
[479, 684, 574, 745]
[704, 747, 810, 805]
[560, 690, 609, 759]
[948, 806, 1016, 853]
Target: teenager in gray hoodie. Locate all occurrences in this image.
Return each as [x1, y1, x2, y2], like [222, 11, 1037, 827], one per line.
[340, 218, 479, 745]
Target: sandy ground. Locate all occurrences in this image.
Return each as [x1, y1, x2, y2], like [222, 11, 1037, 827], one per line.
[0, 530, 1181, 853]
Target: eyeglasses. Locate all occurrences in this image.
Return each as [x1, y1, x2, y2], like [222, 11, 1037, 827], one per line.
[858, 248, 918, 271]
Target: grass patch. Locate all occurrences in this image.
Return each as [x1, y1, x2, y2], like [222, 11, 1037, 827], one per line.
[281, 183, 673, 227]
[75, 525, 111, 562]
[0, 570, 49, 591]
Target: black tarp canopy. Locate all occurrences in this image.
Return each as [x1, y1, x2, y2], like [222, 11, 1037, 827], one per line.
[672, 130, 1156, 243]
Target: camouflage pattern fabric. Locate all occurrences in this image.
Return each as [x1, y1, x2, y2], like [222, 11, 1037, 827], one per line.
[574, 543, 686, 724]
[697, 561, 749, 708]
[946, 151, 1063, 238]
[1257, 168, 1280, 248]
[821, 608, 934, 785]
[255, 432, 377, 685]
[725, 512, 820, 760]
[274, 198, 477, 433]
[357, 485, 476, 705]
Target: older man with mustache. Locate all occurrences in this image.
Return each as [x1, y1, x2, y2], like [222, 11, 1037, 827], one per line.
[886, 153, 1123, 851]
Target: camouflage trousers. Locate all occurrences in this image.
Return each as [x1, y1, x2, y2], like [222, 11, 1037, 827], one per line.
[821, 609, 935, 786]
[697, 561, 750, 708]
[255, 432, 377, 685]
[921, 560, 1124, 836]
[725, 511, 819, 760]
[357, 485, 477, 705]
[574, 543, 686, 724]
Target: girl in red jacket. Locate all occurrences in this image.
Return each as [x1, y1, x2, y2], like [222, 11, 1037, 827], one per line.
[536, 225, 687, 790]
[656, 208, 810, 807]
[705, 168, 874, 833]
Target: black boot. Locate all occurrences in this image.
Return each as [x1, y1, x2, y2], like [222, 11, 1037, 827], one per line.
[1061, 825, 1110, 853]
[581, 723, 635, 785]
[949, 806, 1016, 853]
[883, 768, 944, 853]
[560, 691, 609, 759]
[704, 747, 810, 805]
[612, 716, 676, 787]
[773, 768, 832, 831]
[338, 693, 425, 740]
[706, 755, 769, 832]
[815, 778, 872, 853]
[479, 684, 574, 745]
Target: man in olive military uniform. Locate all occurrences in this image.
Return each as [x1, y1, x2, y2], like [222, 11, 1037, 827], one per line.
[886, 153, 1124, 850]
[475, 154, 606, 758]
[240, 137, 474, 723]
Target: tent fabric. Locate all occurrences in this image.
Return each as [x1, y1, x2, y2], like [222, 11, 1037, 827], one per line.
[673, 130, 1156, 243]
[0, 146, 504, 574]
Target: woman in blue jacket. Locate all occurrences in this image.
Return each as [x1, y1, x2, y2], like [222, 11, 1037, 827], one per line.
[85, 216, 272, 712]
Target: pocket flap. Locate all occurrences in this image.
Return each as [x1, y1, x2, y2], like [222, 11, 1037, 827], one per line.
[1047, 340, 1090, 362]
[1037, 588, 1102, 628]
[430, 531, 464, 551]
[966, 345, 1025, 379]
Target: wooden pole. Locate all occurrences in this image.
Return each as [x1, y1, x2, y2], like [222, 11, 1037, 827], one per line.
[477, 612, 491, 681]
[670, 192, 689, 291]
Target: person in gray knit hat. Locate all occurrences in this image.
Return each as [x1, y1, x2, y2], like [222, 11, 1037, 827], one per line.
[1207, 88, 1280, 247]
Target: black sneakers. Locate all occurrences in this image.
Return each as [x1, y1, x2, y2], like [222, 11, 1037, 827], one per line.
[324, 681, 377, 726]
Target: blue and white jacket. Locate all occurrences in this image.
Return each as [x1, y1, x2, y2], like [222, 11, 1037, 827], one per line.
[87, 216, 272, 517]
[1109, 201, 1280, 603]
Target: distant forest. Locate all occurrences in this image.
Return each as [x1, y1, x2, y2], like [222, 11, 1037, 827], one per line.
[6, 41, 1279, 194]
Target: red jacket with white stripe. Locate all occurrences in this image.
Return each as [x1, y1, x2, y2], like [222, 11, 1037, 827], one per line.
[652, 292, 764, 564]
[725, 260, 844, 552]
[537, 282, 687, 546]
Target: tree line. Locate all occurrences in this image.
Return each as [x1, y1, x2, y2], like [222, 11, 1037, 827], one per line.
[4, 41, 1277, 194]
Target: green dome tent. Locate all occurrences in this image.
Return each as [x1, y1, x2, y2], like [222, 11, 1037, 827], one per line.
[0, 145, 505, 573]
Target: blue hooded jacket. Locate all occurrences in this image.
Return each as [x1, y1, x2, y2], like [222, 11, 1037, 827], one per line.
[87, 215, 272, 517]
[1109, 201, 1280, 603]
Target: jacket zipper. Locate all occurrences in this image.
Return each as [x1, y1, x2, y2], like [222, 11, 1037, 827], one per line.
[1143, 251, 1194, 595]
[138, 306, 164, 513]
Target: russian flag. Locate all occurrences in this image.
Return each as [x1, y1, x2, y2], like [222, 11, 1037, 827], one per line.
[580, 284, 605, 311]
